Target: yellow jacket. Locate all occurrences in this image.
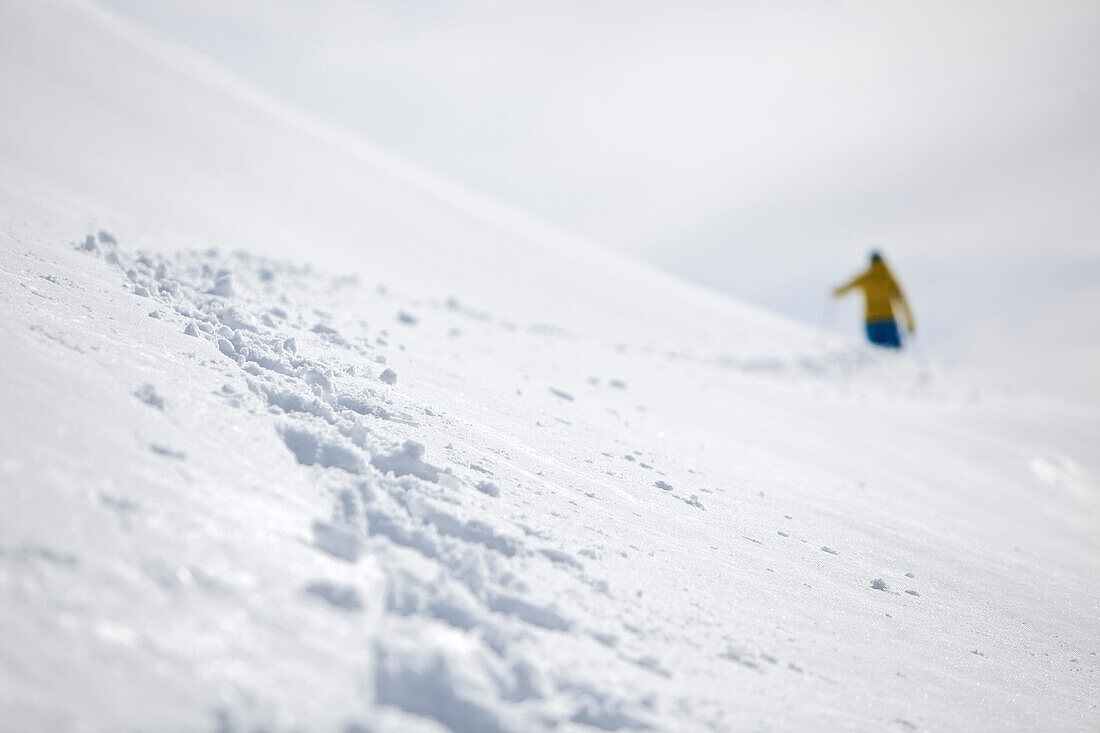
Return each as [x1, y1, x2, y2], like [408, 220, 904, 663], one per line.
[833, 260, 915, 332]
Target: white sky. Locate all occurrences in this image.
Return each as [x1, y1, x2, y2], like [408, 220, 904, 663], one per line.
[99, 0, 1100, 398]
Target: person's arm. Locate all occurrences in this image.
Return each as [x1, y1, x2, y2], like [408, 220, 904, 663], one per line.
[832, 271, 867, 298]
[892, 283, 915, 333]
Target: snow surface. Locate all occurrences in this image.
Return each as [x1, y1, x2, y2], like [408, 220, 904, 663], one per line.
[1, 1, 1098, 731]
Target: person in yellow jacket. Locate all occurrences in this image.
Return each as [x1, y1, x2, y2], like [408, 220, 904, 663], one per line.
[832, 251, 915, 348]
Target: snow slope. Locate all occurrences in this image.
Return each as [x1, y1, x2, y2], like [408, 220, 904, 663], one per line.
[0, 0, 801, 348]
[1, 1, 1098, 731]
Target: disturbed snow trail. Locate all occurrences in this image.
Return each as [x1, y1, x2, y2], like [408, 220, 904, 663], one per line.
[59, 236, 665, 731]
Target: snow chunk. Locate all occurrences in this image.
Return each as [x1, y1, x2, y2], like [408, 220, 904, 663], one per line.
[476, 481, 500, 497]
[384, 569, 485, 631]
[150, 443, 186, 460]
[337, 391, 388, 418]
[302, 580, 363, 611]
[371, 440, 439, 482]
[217, 306, 258, 332]
[683, 494, 705, 510]
[208, 272, 234, 297]
[538, 548, 582, 569]
[570, 692, 652, 731]
[488, 592, 569, 630]
[871, 578, 889, 591]
[374, 629, 528, 733]
[379, 367, 398, 385]
[279, 424, 366, 473]
[133, 383, 164, 410]
[303, 368, 333, 396]
[78, 234, 100, 254]
[311, 520, 363, 562]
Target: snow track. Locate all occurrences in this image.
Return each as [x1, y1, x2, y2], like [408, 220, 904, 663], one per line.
[50, 236, 672, 731]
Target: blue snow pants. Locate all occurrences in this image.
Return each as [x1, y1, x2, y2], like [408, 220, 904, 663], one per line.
[866, 319, 902, 349]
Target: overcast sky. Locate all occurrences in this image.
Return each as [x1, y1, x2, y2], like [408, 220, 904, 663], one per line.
[100, 0, 1100, 399]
